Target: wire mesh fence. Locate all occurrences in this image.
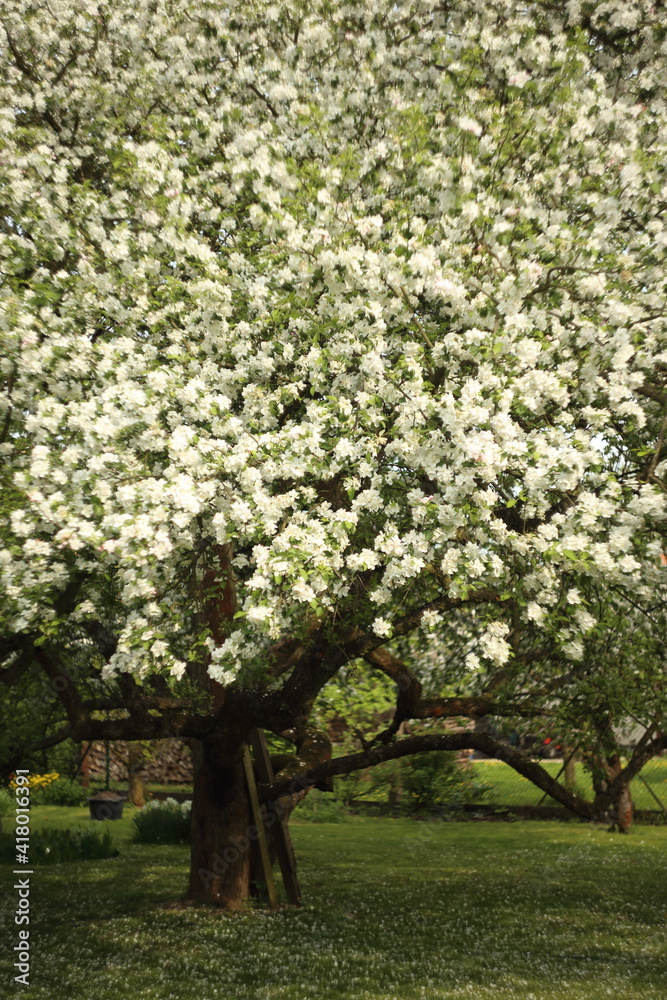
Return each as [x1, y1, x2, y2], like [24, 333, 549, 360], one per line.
[464, 756, 667, 818]
[327, 748, 667, 824]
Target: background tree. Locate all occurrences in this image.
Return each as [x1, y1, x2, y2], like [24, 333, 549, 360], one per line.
[353, 579, 667, 830]
[1, 0, 667, 906]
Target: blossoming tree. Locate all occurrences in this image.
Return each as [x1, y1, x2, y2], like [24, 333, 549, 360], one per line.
[361, 576, 667, 832]
[1, 0, 666, 906]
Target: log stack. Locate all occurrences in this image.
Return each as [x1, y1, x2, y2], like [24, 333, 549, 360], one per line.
[83, 739, 193, 784]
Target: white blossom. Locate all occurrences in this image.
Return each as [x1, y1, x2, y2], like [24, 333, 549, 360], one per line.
[0, 0, 665, 681]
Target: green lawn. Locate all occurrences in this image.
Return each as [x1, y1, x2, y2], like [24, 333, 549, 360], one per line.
[3, 802, 141, 839]
[1, 810, 666, 999]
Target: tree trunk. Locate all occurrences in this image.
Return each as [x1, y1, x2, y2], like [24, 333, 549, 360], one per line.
[127, 743, 146, 808]
[611, 778, 633, 833]
[604, 755, 633, 833]
[563, 746, 577, 791]
[80, 743, 90, 789]
[592, 753, 633, 832]
[186, 741, 253, 908]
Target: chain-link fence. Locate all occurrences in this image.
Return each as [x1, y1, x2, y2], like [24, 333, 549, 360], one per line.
[332, 747, 667, 823]
[464, 755, 667, 820]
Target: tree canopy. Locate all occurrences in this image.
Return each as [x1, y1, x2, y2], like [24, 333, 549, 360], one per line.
[1, 0, 667, 905]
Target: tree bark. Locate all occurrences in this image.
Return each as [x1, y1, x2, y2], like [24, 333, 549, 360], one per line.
[80, 743, 90, 788]
[186, 741, 253, 908]
[592, 753, 633, 832]
[563, 745, 577, 791]
[127, 743, 146, 808]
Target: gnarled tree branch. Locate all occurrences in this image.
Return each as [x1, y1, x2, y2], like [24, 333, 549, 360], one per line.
[258, 731, 598, 820]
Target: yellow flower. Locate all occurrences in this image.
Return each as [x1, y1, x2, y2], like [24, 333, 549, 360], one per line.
[9, 772, 60, 790]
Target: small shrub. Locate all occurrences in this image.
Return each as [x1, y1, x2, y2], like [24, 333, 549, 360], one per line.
[334, 760, 403, 806]
[132, 797, 192, 844]
[31, 779, 89, 807]
[293, 790, 348, 823]
[400, 752, 492, 815]
[0, 826, 118, 864]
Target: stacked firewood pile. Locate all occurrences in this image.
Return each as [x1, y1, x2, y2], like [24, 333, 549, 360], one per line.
[84, 739, 193, 784]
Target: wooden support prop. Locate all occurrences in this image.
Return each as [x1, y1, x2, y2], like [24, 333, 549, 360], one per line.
[536, 743, 580, 807]
[250, 728, 302, 906]
[637, 773, 667, 817]
[242, 744, 279, 908]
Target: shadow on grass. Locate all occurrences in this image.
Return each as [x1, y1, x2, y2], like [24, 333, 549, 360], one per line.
[1, 819, 666, 1000]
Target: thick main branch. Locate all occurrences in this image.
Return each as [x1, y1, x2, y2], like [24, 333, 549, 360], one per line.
[259, 732, 598, 819]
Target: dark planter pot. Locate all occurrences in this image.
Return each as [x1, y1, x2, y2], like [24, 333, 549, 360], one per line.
[88, 795, 124, 821]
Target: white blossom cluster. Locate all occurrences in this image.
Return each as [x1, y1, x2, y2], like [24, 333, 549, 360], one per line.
[1, 0, 666, 680]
